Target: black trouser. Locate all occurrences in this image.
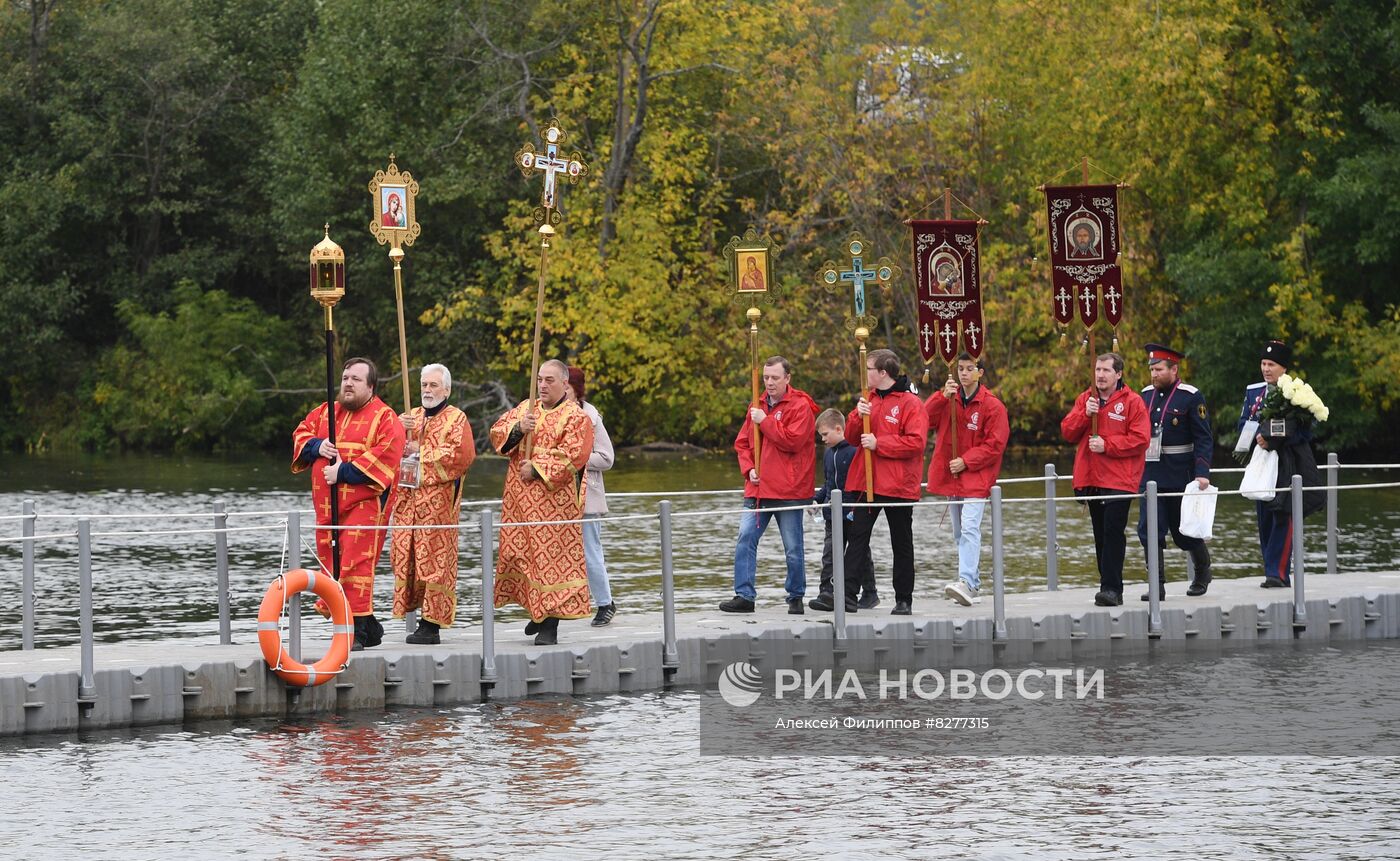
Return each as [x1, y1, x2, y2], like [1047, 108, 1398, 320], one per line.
[843, 494, 915, 603]
[1136, 490, 1211, 583]
[820, 517, 875, 597]
[1084, 488, 1132, 596]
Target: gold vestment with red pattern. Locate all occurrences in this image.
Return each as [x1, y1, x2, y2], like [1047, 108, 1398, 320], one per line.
[489, 399, 593, 622]
[390, 404, 476, 627]
[291, 396, 404, 616]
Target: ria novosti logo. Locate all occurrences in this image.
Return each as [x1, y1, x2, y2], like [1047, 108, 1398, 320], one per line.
[717, 661, 764, 707]
[716, 661, 1105, 706]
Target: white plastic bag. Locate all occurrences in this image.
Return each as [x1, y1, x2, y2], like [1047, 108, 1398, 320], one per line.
[1239, 446, 1279, 502]
[1179, 482, 1218, 540]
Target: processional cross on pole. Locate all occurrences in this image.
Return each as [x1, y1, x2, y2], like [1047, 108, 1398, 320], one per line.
[513, 119, 589, 457]
[820, 234, 897, 500]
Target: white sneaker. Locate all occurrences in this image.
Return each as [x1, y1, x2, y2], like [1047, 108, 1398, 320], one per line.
[944, 580, 978, 606]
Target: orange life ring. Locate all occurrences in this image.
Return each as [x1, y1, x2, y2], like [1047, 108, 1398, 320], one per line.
[257, 568, 353, 687]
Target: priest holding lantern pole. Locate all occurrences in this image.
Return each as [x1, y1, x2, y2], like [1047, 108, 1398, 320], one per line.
[292, 226, 405, 651]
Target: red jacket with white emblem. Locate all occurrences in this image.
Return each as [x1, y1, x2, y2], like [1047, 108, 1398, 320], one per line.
[924, 384, 1010, 498]
[734, 386, 819, 500]
[844, 383, 929, 500]
[1061, 383, 1150, 493]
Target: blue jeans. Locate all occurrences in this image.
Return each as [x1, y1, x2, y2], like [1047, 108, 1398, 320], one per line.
[949, 498, 986, 591]
[583, 515, 612, 606]
[732, 498, 806, 601]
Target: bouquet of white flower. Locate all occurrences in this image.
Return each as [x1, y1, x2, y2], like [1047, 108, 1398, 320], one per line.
[1264, 374, 1330, 423]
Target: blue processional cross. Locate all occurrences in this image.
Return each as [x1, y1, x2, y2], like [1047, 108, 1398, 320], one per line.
[822, 235, 896, 331]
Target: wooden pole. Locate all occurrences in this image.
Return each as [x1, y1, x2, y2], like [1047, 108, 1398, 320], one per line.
[524, 223, 555, 460]
[857, 329, 874, 501]
[747, 307, 762, 480]
[942, 187, 960, 461]
[390, 247, 412, 413]
[1089, 328, 1099, 437]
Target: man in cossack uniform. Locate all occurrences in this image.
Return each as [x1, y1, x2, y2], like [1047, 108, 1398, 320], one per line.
[1238, 339, 1324, 587]
[1136, 344, 1213, 600]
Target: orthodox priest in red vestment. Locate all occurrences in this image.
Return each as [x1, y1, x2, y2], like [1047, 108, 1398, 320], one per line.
[391, 363, 476, 644]
[490, 359, 593, 646]
[292, 357, 405, 650]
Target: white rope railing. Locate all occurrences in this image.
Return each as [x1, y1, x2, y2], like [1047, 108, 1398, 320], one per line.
[8, 468, 1398, 546]
[0, 531, 79, 545]
[88, 523, 289, 539]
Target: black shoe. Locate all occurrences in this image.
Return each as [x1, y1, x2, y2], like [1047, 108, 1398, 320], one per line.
[843, 597, 859, 613]
[1186, 573, 1212, 597]
[406, 619, 440, 645]
[534, 617, 559, 646]
[525, 620, 541, 635]
[1094, 590, 1123, 607]
[719, 596, 755, 613]
[1261, 577, 1289, 588]
[590, 603, 617, 627]
[1139, 587, 1166, 602]
[363, 614, 384, 648]
[858, 592, 880, 610]
[808, 593, 835, 612]
[787, 598, 804, 615]
[353, 616, 382, 649]
[891, 600, 912, 616]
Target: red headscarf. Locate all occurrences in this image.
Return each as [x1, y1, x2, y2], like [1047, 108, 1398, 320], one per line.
[567, 366, 586, 403]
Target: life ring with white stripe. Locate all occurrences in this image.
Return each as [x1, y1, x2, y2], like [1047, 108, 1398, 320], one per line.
[257, 568, 353, 687]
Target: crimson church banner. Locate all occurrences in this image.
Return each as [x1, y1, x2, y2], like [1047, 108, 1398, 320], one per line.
[1043, 184, 1123, 329]
[909, 219, 984, 365]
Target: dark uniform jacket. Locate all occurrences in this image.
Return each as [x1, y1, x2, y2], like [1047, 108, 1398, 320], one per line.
[1238, 382, 1325, 517]
[1139, 381, 1212, 492]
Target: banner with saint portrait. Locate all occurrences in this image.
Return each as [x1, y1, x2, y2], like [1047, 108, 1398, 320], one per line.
[1043, 184, 1123, 329]
[909, 219, 984, 365]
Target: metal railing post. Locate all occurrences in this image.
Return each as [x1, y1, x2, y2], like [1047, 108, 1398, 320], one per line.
[1292, 474, 1306, 626]
[1326, 453, 1338, 576]
[78, 520, 95, 701]
[991, 486, 1007, 640]
[21, 499, 35, 650]
[480, 509, 496, 683]
[1146, 481, 1162, 636]
[214, 501, 231, 645]
[1044, 464, 1059, 591]
[831, 490, 846, 641]
[287, 510, 302, 663]
[659, 501, 678, 668]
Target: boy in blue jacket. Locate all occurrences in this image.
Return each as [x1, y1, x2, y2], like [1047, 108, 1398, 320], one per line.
[810, 408, 878, 610]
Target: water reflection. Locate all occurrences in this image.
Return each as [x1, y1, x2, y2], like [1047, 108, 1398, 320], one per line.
[2, 647, 1400, 858]
[2, 452, 1398, 649]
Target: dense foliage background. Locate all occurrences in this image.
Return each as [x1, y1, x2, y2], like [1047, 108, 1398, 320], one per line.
[1, 0, 1396, 453]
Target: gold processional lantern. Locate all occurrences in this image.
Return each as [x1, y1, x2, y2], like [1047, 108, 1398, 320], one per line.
[310, 224, 346, 315]
[308, 224, 348, 578]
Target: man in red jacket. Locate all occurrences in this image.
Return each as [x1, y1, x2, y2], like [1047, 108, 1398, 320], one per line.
[720, 356, 819, 614]
[829, 348, 929, 615]
[925, 352, 1009, 606]
[1062, 352, 1151, 606]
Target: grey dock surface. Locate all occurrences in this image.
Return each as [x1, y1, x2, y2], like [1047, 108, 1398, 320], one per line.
[4, 571, 1399, 736]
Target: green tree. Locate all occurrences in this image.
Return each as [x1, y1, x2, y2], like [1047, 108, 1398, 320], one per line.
[83, 282, 306, 451]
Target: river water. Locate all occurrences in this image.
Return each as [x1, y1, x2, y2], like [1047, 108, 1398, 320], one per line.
[1, 452, 1398, 649]
[2, 642, 1399, 858]
[3, 453, 1400, 857]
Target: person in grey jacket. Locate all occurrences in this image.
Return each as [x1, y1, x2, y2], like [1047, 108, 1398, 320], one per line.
[568, 366, 617, 625]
